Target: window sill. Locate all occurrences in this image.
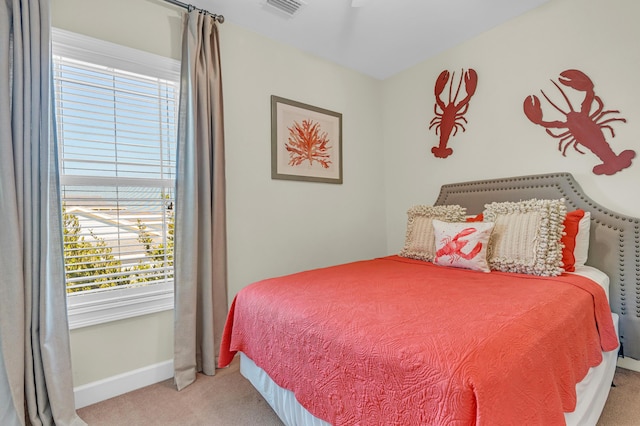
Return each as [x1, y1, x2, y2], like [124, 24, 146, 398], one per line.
[67, 282, 174, 329]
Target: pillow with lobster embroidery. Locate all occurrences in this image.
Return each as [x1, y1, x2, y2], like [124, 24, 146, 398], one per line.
[432, 219, 495, 273]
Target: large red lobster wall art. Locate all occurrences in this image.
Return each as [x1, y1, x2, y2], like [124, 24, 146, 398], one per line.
[523, 69, 635, 175]
[429, 68, 478, 158]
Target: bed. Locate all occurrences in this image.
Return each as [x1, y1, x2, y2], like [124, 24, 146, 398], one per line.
[219, 172, 640, 425]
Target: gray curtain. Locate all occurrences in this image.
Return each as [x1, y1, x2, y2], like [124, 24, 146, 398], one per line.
[0, 1, 85, 425]
[174, 10, 228, 391]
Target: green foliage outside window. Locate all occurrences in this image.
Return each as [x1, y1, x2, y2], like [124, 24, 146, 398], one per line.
[63, 204, 174, 293]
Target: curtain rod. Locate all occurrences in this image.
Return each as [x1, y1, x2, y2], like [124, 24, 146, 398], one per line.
[163, 0, 225, 23]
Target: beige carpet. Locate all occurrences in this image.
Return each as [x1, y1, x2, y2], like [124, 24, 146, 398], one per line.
[597, 367, 640, 426]
[78, 361, 640, 425]
[77, 358, 282, 426]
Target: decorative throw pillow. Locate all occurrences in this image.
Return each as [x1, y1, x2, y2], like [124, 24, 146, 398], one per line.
[483, 198, 567, 276]
[432, 219, 495, 272]
[574, 211, 591, 268]
[561, 209, 585, 272]
[400, 205, 467, 262]
[465, 213, 484, 222]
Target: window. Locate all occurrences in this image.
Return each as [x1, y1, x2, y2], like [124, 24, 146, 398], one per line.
[52, 29, 181, 328]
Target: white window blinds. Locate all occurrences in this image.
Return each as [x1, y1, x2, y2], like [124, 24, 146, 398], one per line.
[53, 29, 180, 294]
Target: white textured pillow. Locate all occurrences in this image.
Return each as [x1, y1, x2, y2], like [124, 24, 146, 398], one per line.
[574, 211, 591, 267]
[432, 219, 495, 272]
[483, 199, 567, 276]
[400, 205, 467, 262]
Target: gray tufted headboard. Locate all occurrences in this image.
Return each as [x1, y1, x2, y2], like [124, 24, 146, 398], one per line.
[434, 172, 640, 360]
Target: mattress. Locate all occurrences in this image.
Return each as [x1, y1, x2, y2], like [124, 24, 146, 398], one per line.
[572, 265, 610, 301]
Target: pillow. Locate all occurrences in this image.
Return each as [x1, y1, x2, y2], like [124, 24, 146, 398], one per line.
[483, 198, 567, 276]
[400, 205, 467, 262]
[574, 211, 591, 267]
[561, 209, 585, 272]
[432, 219, 495, 272]
[466, 213, 484, 222]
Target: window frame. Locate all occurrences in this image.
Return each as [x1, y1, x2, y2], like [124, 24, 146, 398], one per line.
[52, 28, 180, 329]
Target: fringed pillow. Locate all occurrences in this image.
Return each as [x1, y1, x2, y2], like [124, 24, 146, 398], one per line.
[483, 199, 567, 276]
[400, 205, 467, 262]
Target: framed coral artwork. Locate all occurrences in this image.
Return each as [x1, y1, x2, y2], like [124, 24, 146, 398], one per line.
[271, 95, 343, 184]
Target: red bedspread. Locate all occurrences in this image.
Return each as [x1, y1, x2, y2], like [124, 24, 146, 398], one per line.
[219, 256, 618, 425]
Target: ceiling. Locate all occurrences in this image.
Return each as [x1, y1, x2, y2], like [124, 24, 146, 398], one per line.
[197, 0, 551, 80]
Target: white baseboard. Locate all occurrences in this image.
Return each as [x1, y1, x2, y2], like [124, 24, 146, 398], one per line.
[74, 359, 174, 409]
[617, 356, 640, 373]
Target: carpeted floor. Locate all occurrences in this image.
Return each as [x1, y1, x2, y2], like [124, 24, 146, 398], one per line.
[77, 360, 640, 425]
[77, 358, 282, 426]
[596, 366, 640, 426]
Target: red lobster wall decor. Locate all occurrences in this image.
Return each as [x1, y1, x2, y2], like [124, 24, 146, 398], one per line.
[523, 69, 635, 176]
[429, 68, 478, 158]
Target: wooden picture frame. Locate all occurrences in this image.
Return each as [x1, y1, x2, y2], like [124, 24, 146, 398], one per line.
[271, 95, 343, 184]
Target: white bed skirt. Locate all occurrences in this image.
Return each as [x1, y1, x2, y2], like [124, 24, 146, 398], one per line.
[240, 313, 620, 426]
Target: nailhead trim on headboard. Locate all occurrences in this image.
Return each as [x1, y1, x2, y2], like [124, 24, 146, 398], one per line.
[434, 172, 640, 360]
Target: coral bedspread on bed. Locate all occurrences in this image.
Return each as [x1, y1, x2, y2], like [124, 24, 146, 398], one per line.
[219, 256, 618, 426]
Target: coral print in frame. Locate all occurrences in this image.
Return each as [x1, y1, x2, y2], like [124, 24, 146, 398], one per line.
[271, 95, 343, 184]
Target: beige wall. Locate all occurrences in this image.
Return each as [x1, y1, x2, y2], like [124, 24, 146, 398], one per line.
[69, 311, 174, 385]
[382, 0, 640, 253]
[381, 0, 640, 372]
[52, 0, 182, 60]
[55, 0, 640, 388]
[53, 0, 387, 387]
